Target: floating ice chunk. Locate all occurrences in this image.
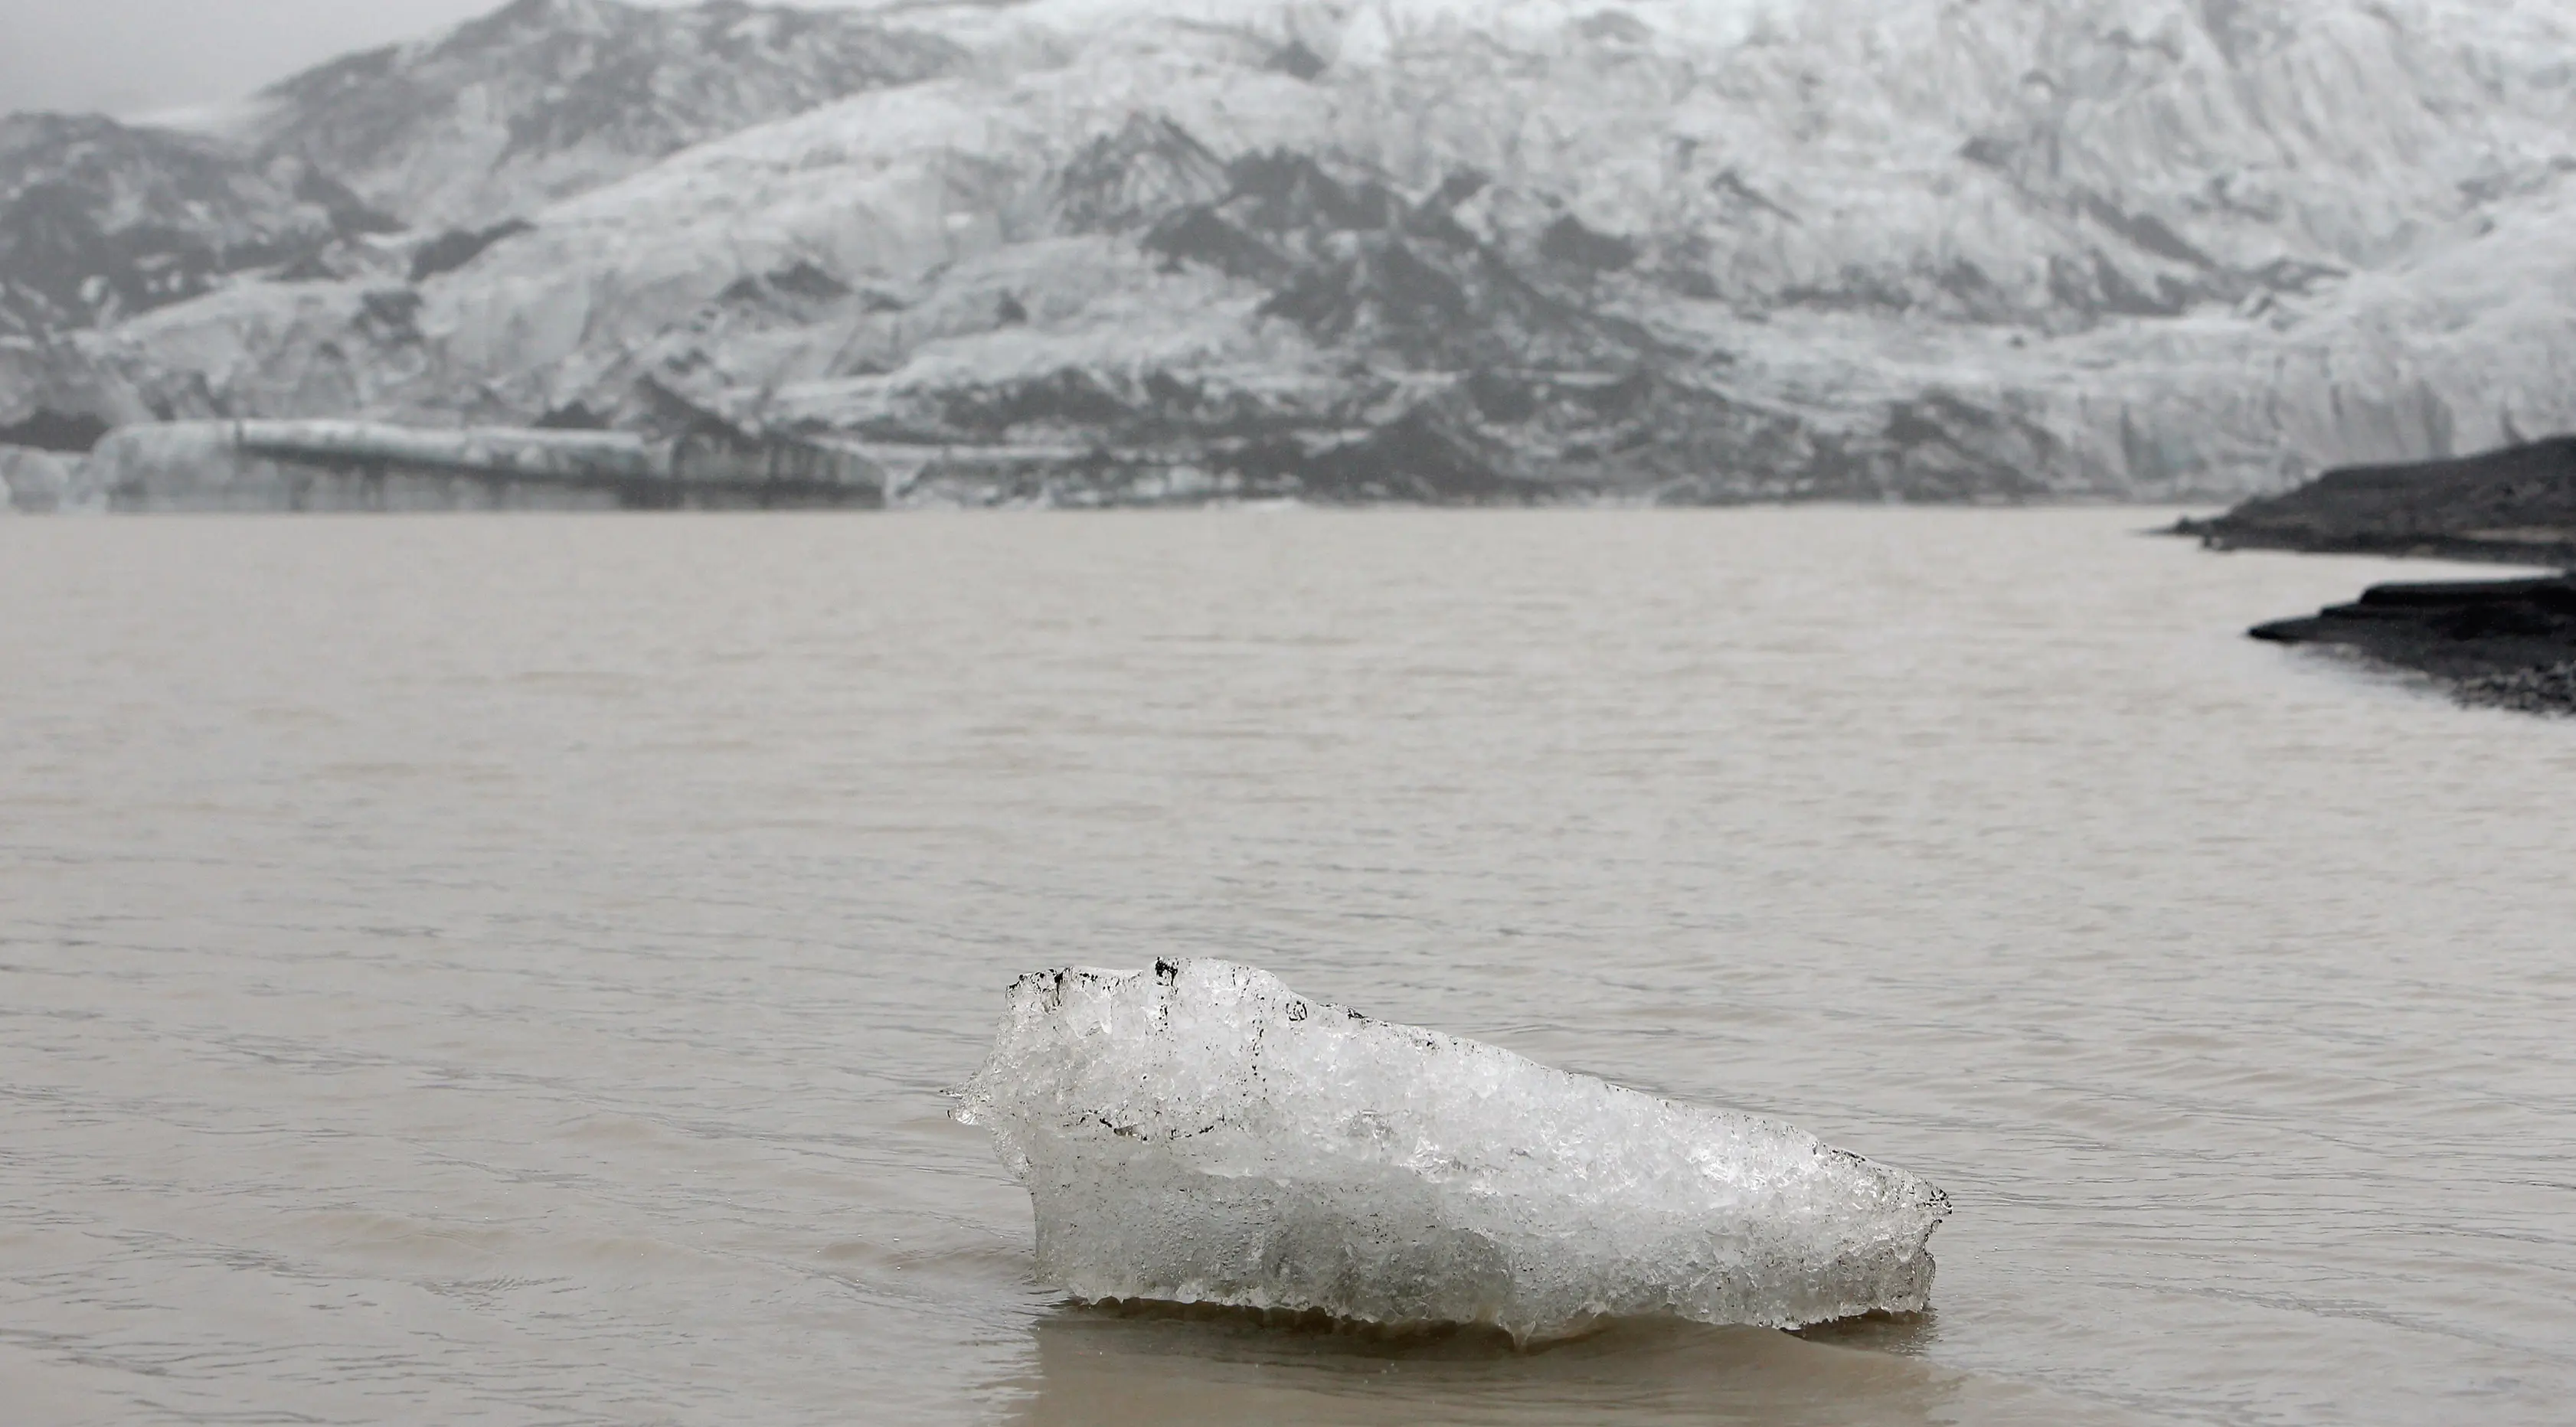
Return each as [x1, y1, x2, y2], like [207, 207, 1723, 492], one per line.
[955, 959, 1948, 1341]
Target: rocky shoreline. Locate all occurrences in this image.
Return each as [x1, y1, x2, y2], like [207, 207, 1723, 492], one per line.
[2211, 439, 2576, 714]
[2178, 436, 2576, 566]
[2251, 576, 2576, 707]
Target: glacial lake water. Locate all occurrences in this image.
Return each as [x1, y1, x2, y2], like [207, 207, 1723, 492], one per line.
[4, 507, 2574, 1426]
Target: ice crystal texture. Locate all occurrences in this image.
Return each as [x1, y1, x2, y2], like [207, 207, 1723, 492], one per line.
[956, 959, 1947, 1340]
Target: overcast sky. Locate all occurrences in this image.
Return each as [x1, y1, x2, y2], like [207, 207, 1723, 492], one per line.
[0, 0, 874, 119]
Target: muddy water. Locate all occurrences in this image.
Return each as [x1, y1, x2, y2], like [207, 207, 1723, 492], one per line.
[4, 508, 2573, 1425]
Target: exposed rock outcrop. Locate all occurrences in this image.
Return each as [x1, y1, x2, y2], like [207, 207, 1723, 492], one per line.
[0, 113, 381, 339]
[0, 407, 107, 452]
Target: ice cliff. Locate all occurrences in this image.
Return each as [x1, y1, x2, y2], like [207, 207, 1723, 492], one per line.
[0, 443, 83, 513]
[956, 960, 1947, 1340]
[9, 0, 2576, 504]
[54, 417, 880, 511]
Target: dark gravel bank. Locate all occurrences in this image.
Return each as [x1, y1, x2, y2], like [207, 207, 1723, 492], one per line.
[2181, 436, 2576, 566]
[2251, 576, 2576, 714]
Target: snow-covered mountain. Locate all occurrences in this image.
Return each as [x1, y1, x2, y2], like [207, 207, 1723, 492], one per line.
[0, 0, 958, 346]
[11, 0, 2576, 503]
[0, 113, 394, 341]
[243, 0, 966, 229]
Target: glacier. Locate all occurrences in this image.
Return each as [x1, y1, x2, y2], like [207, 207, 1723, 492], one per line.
[0, 444, 82, 514]
[60, 418, 880, 512]
[954, 959, 1947, 1342]
[12, 0, 2576, 504]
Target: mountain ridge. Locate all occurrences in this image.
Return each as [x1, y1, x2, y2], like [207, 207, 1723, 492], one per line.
[242, 0, 967, 228]
[11, 0, 2576, 507]
[0, 0, 966, 347]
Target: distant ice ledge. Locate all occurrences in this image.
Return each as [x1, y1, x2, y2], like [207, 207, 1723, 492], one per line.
[40, 419, 884, 513]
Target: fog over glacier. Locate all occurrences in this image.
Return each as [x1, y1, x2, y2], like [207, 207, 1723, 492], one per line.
[7, 0, 2576, 505]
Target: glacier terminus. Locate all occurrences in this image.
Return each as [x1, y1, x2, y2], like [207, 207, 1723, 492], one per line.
[8, 0, 2576, 508]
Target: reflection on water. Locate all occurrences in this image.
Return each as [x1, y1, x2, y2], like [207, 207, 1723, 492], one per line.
[1012, 1304, 2128, 1426]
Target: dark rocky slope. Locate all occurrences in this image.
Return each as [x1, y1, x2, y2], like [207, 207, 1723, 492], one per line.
[2184, 437, 2576, 566]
